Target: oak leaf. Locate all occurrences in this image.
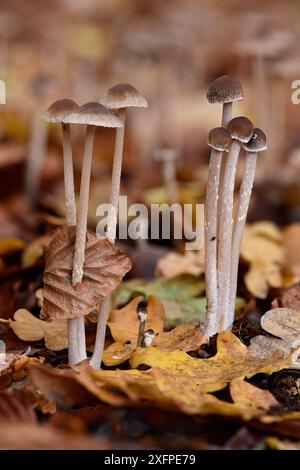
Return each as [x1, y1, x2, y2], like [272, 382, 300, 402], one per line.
[10, 309, 67, 351]
[42, 226, 132, 320]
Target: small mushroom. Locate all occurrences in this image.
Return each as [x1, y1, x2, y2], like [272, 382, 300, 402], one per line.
[90, 85, 147, 370]
[137, 299, 148, 347]
[64, 102, 122, 365]
[227, 129, 267, 328]
[43, 98, 84, 365]
[141, 329, 155, 348]
[204, 128, 231, 339]
[218, 117, 254, 331]
[153, 147, 179, 204]
[207, 75, 243, 127]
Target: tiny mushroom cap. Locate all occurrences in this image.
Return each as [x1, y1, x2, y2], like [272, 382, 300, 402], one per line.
[142, 329, 155, 347]
[208, 127, 232, 153]
[42, 99, 79, 123]
[100, 83, 148, 109]
[227, 116, 254, 143]
[242, 128, 267, 153]
[207, 75, 244, 104]
[64, 102, 123, 128]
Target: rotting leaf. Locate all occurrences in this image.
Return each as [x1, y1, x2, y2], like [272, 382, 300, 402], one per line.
[42, 226, 132, 320]
[10, 309, 67, 351]
[249, 308, 300, 363]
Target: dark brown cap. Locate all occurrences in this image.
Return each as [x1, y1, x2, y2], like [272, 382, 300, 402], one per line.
[242, 128, 267, 152]
[207, 75, 243, 104]
[227, 116, 254, 143]
[100, 83, 148, 109]
[64, 102, 123, 127]
[208, 127, 231, 152]
[42, 99, 79, 123]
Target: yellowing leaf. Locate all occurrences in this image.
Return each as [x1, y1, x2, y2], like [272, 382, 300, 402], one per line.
[130, 332, 296, 393]
[10, 309, 67, 351]
[21, 234, 51, 267]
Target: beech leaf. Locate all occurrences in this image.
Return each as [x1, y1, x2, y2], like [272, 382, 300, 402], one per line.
[42, 226, 132, 320]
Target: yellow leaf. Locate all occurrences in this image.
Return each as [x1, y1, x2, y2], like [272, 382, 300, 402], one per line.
[156, 250, 205, 279]
[0, 238, 25, 255]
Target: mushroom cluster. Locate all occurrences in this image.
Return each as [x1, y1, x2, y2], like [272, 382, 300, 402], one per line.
[43, 84, 148, 367]
[204, 76, 267, 338]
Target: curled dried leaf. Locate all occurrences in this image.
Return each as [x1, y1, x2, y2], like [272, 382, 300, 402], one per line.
[42, 226, 132, 320]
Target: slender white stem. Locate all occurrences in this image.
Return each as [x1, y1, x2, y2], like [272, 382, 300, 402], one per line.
[222, 102, 232, 127]
[163, 158, 178, 204]
[217, 140, 241, 331]
[72, 125, 95, 286]
[90, 110, 126, 369]
[227, 152, 258, 329]
[204, 149, 222, 338]
[61, 124, 87, 365]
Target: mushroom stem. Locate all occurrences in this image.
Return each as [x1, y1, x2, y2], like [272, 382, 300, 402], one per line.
[217, 140, 241, 330]
[61, 123, 84, 365]
[222, 102, 232, 127]
[204, 149, 222, 338]
[72, 125, 95, 287]
[227, 151, 258, 328]
[163, 156, 178, 204]
[90, 109, 126, 370]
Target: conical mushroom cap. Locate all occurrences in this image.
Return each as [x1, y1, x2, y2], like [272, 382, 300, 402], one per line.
[42, 99, 79, 123]
[64, 102, 123, 127]
[228, 116, 254, 143]
[207, 75, 243, 104]
[242, 128, 267, 152]
[100, 83, 148, 109]
[208, 127, 231, 152]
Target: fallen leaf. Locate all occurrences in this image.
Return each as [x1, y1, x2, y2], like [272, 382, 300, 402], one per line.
[283, 224, 300, 278]
[154, 324, 204, 352]
[0, 238, 25, 256]
[249, 308, 300, 363]
[21, 234, 51, 267]
[272, 283, 300, 310]
[42, 226, 132, 320]
[241, 222, 285, 298]
[156, 250, 205, 279]
[130, 331, 297, 393]
[0, 391, 37, 423]
[10, 309, 67, 351]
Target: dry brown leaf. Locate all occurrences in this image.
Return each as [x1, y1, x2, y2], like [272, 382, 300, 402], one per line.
[156, 250, 205, 280]
[154, 324, 204, 352]
[283, 224, 300, 278]
[272, 283, 300, 310]
[249, 308, 300, 363]
[42, 226, 132, 320]
[10, 309, 67, 351]
[0, 353, 43, 389]
[241, 223, 285, 298]
[0, 391, 37, 423]
[103, 296, 165, 366]
[130, 331, 297, 393]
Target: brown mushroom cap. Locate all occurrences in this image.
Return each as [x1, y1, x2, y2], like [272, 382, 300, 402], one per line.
[207, 75, 243, 104]
[227, 116, 254, 143]
[208, 127, 232, 153]
[100, 83, 148, 109]
[242, 128, 267, 153]
[42, 99, 79, 123]
[64, 102, 123, 127]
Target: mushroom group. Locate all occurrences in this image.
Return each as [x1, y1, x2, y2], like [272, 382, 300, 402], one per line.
[204, 76, 267, 338]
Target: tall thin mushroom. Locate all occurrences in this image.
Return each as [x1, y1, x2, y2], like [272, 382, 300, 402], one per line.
[227, 128, 267, 328]
[64, 102, 123, 365]
[207, 75, 244, 127]
[218, 117, 254, 331]
[42, 99, 85, 365]
[90, 84, 148, 369]
[153, 147, 179, 204]
[204, 128, 231, 339]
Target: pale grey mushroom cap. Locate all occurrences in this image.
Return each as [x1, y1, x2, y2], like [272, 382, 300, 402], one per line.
[242, 128, 267, 153]
[208, 127, 232, 153]
[42, 99, 79, 123]
[100, 83, 148, 109]
[64, 102, 123, 127]
[228, 116, 254, 143]
[207, 75, 244, 104]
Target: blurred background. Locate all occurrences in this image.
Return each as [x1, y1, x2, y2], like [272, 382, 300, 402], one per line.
[0, 0, 300, 242]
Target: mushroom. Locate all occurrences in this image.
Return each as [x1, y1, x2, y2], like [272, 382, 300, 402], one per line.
[227, 129, 267, 328]
[204, 127, 231, 339]
[43, 99, 85, 365]
[207, 75, 243, 127]
[90, 84, 147, 370]
[217, 117, 254, 331]
[64, 102, 123, 365]
[141, 329, 155, 348]
[153, 147, 179, 204]
[137, 299, 148, 347]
